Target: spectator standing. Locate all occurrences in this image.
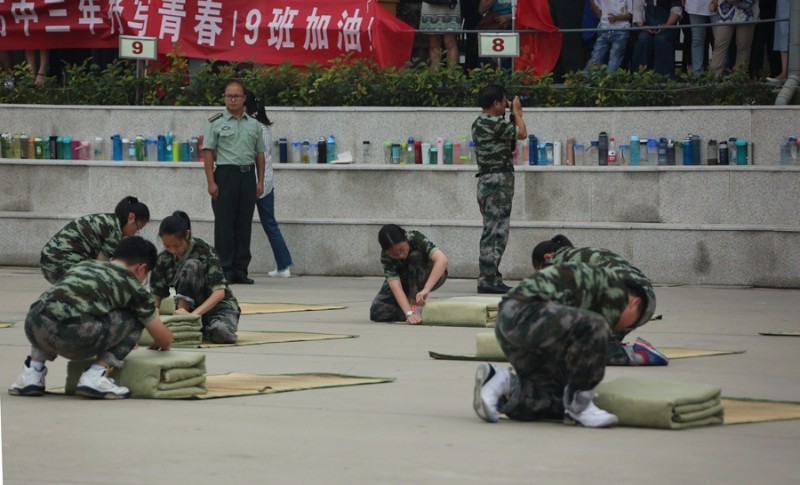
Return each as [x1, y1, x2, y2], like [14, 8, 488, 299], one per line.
[632, 0, 684, 78]
[767, 0, 788, 84]
[683, 0, 718, 76]
[586, 0, 634, 72]
[25, 49, 49, 86]
[420, 0, 462, 69]
[709, 0, 760, 76]
[549, 0, 587, 81]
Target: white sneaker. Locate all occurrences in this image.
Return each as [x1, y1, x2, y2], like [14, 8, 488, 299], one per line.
[473, 363, 511, 423]
[268, 268, 291, 278]
[564, 401, 618, 428]
[8, 358, 46, 396]
[75, 368, 131, 399]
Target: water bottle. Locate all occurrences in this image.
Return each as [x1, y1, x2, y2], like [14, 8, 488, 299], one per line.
[62, 137, 73, 160]
[735, 138, 748, 165]
[719, 141, 729, 165]
[691, 134, 701, 165]
[436, 137, 444, 165]
[788, 136, 797, 163]
[146, 139, 158, 162]
[629, 136, 640, 165]
[27, 136, 35, 159]
[421, 142, 431, 164]
[459, 136, 470, 163]
[647, 138, 658, 165]
[618, 144, 629, 165]
[544, 142, 554, 165]
[566, 138, 576, 165]
[180, 141, 190, 162]
[607, 137, 615, 165]
[682, 137, 692, 166]
[553, 140, 562, 165]
[71, 139, 81, 160]
[407, 137, 416, 164]
[302, 141, 311, 163]
[707, 139, 718, 165]
[780, 140, 790, 165]
[93, 136, 105, 160]
[165, 132, 174, 160]
[573, 144, 585, 165]
[278, 138, 288, 163]
[80, 141, 91, 160]
[383, 141, 392, 164]
[666, 139, 675, 165]
[34, 137, 44, 159]
[674, 140, 683, 165]
[190, 136, 200, 161]
[429, 146, 438, 165]
[468, 140, 475, 163]
[598, 131, 608, 166]
[657, 138, 667, 165]
[359, 140, 370, 164]
[587, 141, 599, 166]
[135, 135, 145, 161]
[748, 141, 754, 165]
[317, 137, 327, 163]
[171, 141, 181, 161]
[452, 139, 460, 162]
[444, 141, 453, 165]
[538, 144, 547, 165]
[528, 134, 538, 165]
[729, 137, 738, 163]
[326, 134, 336, 163]
[399, 142, 409, 164]
[390, 143, 401, 164]
[156, 135, 166, 161]
[414, 141, 422, 164]
[291, 142, 301, 163]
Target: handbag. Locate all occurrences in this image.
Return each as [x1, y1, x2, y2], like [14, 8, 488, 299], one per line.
[476, 11, 510, 31]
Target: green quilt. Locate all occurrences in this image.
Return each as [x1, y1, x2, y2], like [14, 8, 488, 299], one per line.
[594, 377, 723, 429]
[421, 296, 501, 327]
[139, 314, 203, 348]
[65, 349, 207, 399]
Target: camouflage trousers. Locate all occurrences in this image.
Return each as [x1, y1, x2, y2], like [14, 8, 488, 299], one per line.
[173, 259, 239, 343]
[495, 298, 609, 421]
[476, 172, 514, 286]
[25, 300, 143, 368]
[369, 250, 447, 322]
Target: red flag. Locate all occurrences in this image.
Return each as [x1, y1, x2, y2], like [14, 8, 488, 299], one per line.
[515, 0, 561, 75]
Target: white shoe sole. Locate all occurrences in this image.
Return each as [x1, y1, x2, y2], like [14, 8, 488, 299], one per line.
[75, 386, 131, 400]
[473, 363, 498, 423]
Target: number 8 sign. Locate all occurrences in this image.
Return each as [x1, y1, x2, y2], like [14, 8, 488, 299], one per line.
[119, 36, 158, 61]
[478, 33, 520, 58]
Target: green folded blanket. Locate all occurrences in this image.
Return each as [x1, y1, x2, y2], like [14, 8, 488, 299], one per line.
[594, 377, 723, 429]
[421, 296, 501, 327]
[139, 314, 203, 348]
[65, 349, 207, 399]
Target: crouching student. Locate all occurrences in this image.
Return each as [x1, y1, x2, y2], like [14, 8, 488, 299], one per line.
[531, 235, 665, 366]
[369, 224, 448, 325]
[40, 195, 150, 284]
[473, 262, 649, 427]
[150, 211, 240, 343]
[9, 236, 173, 400]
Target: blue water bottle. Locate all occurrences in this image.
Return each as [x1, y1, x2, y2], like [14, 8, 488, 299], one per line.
[111, 135, 123, 161]
[326, 135, 336, 163]
[157, 135, 167, 161]
[165, 132, 174, 161]
[629, 135, 640, 165]
[735, 138, 748, 165]
[528, 134, 538, 165]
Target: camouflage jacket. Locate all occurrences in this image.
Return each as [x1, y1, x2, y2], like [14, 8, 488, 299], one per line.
[150, 237, 238, 310]
[381, 230, 439, 282]
[505, 262, 631, 330]
[548, 246, 650, 284]
[34, 259, 156, 324]
[40, 213, 123, 277]
[471, 113, 517, 171]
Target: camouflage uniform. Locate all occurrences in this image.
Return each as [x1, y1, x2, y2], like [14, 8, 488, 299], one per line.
[24, 260, 157, 369]
[150, 238, 240, 343]
[39, 213, 123, 284]
[547, 246, 657, 366]
[472, 113, 517, 287]
[370, 230, 447, 322]
[495, 263, 632, 421]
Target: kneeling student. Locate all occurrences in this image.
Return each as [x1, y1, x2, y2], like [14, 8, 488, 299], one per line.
[9, 236, 173, 399]
[369, 224, 448, 325]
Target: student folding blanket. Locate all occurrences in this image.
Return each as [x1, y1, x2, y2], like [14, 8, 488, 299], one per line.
[65, 349, 207, 399]
[594, 377, 723, 429]
[139, 314, 203, 348]
[421, 296, 501, 327]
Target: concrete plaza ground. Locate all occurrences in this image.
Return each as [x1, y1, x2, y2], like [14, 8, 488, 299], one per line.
[1, 267, 799, 484]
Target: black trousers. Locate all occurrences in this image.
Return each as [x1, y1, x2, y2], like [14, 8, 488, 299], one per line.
[211, 166, 256, 276]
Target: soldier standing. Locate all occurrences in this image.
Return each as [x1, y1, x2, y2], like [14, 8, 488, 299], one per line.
[202, 79, 266, 285]
[473, 262, 648, 427]
[471, 84, 527, 294]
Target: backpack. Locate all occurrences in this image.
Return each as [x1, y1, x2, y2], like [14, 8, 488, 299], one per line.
[423, 0, 458, 10]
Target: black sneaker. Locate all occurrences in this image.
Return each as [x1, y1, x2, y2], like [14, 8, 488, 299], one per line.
[477, 283, 512, 294]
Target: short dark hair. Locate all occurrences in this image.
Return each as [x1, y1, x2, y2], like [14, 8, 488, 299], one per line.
[114, 196, 150, 228]
[225, 79, 246, 94]
[478, 84, 507, 110]
[531, 234, 574, 269]
[624, 279, 648, 322]
[112, 236, 157, 271]
[378, 224, 407, 251]
[159, 210, 191, 238]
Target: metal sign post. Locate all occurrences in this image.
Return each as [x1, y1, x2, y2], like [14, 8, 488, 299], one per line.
[119, 36, 158, 105]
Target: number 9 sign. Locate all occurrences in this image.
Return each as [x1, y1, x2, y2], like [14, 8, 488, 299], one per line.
[119, 36, 158, 61]
[478, 33, 520, 58]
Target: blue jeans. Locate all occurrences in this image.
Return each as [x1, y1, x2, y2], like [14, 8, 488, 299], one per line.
[255, 189, 293, 271]
[688, 14, 716, 76]
[632, 6, 678, 78]
[586, 30, 630, 73]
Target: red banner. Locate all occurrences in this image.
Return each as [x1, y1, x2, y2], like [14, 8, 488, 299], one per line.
[0, 0, 414, 68]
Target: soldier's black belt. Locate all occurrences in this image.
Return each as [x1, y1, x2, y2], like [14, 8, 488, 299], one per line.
[216, 164, 253, 172]
[476, 166, 514, 177]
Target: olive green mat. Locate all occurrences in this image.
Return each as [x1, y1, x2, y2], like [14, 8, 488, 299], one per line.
[239, 302, 346, 315]
[199, 331, 357, 348]
[758, 331, 800, 337]
[192, 372, 394, 399]
[428, 347, 745, 362]
[0, 321, 14, 328]
[722, 397, 800, 425]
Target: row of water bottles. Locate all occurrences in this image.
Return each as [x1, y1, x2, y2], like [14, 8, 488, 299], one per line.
[0, 132, 203, 162]
[274, 135, 337, 164]
[381, 136, 474, 165]
[579, 133, 754, 166]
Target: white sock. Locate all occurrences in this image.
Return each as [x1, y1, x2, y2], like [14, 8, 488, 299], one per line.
[30, 360, 45, 371]
[89, 364, 106, 373]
